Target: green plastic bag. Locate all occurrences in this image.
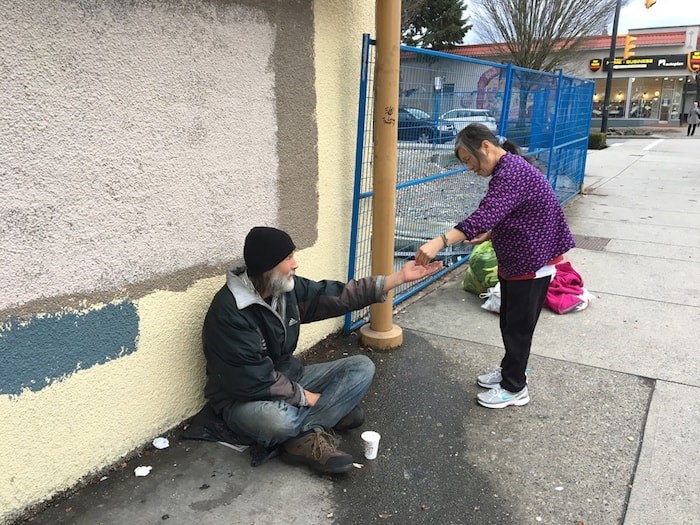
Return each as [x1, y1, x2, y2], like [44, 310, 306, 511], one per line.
[461, 240, 498, 295]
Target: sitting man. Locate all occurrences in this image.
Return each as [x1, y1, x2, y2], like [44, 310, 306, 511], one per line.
[202, 226, 441, 474]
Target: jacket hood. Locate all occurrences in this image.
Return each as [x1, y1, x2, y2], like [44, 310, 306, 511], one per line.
[226, 268, 264, 310]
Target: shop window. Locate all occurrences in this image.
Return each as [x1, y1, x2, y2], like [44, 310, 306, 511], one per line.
[630, 78, 662, 119]
[591, 78, 627, 118]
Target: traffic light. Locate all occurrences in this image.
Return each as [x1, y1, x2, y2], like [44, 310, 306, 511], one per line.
[645, 0, 656, 8]
[624, 34, 637, 60]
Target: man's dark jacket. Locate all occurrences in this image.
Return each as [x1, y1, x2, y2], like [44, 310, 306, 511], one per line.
[202, 268, 386, 414]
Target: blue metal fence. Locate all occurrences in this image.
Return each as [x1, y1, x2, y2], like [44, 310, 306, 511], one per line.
[345, 35, 594, 332]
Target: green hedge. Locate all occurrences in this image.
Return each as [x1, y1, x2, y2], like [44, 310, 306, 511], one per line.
[588, 132, 607, 150]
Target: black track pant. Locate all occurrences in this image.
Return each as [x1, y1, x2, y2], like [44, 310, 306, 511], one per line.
[499, 276, 551, 392]
[688, 124, 696, 136]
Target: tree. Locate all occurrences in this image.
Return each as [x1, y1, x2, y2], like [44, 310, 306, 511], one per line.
[401, 0, 429, 30]
[402, 0, 473, 51]
[472, 0, 630, 72]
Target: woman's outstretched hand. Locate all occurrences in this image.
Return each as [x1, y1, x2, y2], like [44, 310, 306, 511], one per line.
[415, 238, 444, 266]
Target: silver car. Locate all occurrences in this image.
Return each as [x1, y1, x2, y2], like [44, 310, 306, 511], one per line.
[440, 108, 498, 133]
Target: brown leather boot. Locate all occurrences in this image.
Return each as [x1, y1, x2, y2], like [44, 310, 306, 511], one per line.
[334, 405, 365, 431]
[280, 429, 353, 474]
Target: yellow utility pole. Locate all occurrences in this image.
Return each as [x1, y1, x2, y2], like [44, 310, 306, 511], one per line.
[359, 0, 404, 350]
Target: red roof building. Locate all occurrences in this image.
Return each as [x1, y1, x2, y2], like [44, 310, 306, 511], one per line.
[443, 25, 700, 125]
[450, 29, 694, 57]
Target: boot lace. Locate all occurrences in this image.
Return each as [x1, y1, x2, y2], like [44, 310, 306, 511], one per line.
[311, 430, 340, 460]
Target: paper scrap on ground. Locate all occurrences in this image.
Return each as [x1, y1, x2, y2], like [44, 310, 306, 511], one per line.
[152, 437, 170, 449]
[134, 466, 152, 477]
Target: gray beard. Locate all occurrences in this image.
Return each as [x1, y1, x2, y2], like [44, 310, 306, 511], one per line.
[268, 270, 295, 296]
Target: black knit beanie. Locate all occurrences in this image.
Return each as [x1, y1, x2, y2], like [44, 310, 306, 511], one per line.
[244, 226, 296, 276]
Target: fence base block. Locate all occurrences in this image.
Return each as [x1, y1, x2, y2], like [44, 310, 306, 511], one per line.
[359, 323, 403, 351]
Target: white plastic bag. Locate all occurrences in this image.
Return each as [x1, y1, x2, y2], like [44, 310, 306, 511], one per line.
[479, 282, 501, 313]
[574, 288, 595, 312]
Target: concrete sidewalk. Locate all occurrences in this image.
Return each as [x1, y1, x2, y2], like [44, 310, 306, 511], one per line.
[19, 138, 700, 524]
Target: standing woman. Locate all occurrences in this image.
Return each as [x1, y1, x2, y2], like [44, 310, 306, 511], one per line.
[415, 124, 575, 409]
[687, 101, 700, 136]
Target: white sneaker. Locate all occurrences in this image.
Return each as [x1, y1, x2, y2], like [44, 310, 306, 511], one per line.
[477, 367, 502, 388]
[477, 385, 530, 409]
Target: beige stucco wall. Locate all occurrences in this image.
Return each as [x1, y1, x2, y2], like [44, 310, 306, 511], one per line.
[0, 0, 374, 522]
[297, 1, 375, 347]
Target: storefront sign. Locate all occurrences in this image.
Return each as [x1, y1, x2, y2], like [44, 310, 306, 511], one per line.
[689, 51, 700, 72]
[601, 54, 687, 71]
[589, 59, 602, 72]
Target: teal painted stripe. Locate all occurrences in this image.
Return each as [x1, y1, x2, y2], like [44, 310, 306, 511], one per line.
[0, 302, 139, 396]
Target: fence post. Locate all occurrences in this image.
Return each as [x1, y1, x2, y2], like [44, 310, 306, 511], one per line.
[359, 0, 403, 350]
[345, 33, 372, 333]
[546, 70, 565, 189]
[499, 63, 514, 134]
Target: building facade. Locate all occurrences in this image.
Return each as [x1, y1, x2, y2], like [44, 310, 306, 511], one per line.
[450, 25, 700, 127]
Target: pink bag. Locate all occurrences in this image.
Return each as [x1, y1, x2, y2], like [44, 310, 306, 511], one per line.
[544, 261, 591, 314]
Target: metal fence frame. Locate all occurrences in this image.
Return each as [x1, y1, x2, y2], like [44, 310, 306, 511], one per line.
[345, 35, 595, 332]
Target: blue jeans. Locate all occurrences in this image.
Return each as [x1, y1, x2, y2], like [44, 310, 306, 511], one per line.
[222, 355, 375, 448]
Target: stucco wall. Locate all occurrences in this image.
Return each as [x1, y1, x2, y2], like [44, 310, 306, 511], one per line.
[297, 1, 376, 348]
[0, 0, 374, 522]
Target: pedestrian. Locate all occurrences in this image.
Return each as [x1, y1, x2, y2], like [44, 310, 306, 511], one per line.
[414, 124, 575, 409]
[202, 226, 442, 473]
[687, 101, 700, 136]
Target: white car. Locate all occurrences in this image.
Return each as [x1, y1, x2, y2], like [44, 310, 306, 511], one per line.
[440, 108, 498, 133]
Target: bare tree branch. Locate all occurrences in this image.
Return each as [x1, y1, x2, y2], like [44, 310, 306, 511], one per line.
[473, 0, 630, 71]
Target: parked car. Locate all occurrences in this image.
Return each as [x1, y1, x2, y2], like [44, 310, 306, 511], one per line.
[398, 106, 457, 143]
[440, 108, 498, 133]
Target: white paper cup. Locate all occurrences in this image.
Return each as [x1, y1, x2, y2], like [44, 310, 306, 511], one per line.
[361, 430, 381, 460]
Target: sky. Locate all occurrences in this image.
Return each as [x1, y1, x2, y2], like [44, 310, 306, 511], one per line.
[617, 0, 700, 33]
[463, 0, 700, 44]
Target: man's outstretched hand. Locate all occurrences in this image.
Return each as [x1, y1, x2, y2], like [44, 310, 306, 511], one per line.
[402, 260, 443, 281]
[384, 260, 443, 291]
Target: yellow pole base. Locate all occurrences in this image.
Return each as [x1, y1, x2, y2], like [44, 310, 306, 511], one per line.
[359, 323, 403, 351]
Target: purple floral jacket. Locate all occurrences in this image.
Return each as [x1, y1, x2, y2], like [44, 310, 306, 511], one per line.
[455, 153, 575, 278]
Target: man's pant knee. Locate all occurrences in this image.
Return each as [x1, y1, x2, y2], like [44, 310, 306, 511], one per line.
[346, 354, 375, 388]
[348, 354, 375, 375]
